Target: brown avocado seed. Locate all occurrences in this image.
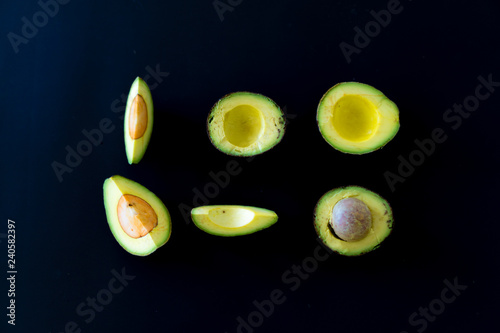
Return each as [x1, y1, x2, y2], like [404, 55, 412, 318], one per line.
[128, 94, 148, 140]
[117, 194, 157, 238]
[331, 197, 372, 242]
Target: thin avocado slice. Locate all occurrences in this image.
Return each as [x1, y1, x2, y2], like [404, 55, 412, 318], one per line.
[314, 186, 393, 256]
[191, 205, 278, 236]
[103, 175, 171, 256]
[124, 77, 154, 164]
[207, 92, 286, 157]
[317, 82, 399, 154]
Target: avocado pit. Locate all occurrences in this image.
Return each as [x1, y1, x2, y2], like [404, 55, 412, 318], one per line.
[330, 197, 372, 242]
[117, 194, 158, 238]
[128, 94, 148, 140]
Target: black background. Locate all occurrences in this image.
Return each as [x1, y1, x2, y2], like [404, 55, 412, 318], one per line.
[1, 0, 499, 332]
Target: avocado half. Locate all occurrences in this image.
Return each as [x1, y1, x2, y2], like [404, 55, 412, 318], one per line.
[317, 82, 399, 154]
[124, 77, 154, 164]
[191, 205, 278, 236]
[314, 186, 393, 256]
[103, 175, 171, 256]
[207, 92, 286, 157]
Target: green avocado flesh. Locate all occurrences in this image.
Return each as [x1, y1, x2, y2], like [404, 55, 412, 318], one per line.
[124, 77, 154, 164]
[191, 205, 278, 236]
[103, 175, 171, 256]
[314, 186, 393, 256]
[317, 82, 399, 154]
[207, 92, 286, 157]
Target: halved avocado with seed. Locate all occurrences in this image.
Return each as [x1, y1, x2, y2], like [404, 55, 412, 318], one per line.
[124, 77, 154, 164]
[314, 186, 393, 256]
[207, 92, 286, 157]
[317, 82, 399, 154]
[103, 175, 171, 256]
[191, 205, 278, 236]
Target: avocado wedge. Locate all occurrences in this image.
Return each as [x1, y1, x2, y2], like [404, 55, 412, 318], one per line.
[103, 175, 171, 256]
[191, 205, 278, 236]
[124, 77, 154, 164]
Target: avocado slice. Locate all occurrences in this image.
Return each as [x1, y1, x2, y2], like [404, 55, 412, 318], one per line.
[317, 82, 399, 154]
[191, 205, 278, 236]
[124, 77, 154, 164]
[314, 186, 393, 256]
[103, 175, 171, 256]
[207, 92, 286, 157]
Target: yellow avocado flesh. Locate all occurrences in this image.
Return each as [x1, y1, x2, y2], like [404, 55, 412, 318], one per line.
[103, 175, 171, 256]
[332, 95, 379, 142]
[191, 205, 278, 236]
[314, 186, 393, 256]
[124, 77, 154, 164]
[223, 105, 265, 148]
[208, 92, 285, 156]
[317, 82, 399, 154]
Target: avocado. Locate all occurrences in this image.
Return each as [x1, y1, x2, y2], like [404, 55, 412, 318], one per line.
[317, 82, 399, 154]
[314, 186, 393, 256]
[124, 77, 154, 164]
[191, 205, 278, 236]
[207, 92, 286, 156]
[103, 175, 171, 256]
